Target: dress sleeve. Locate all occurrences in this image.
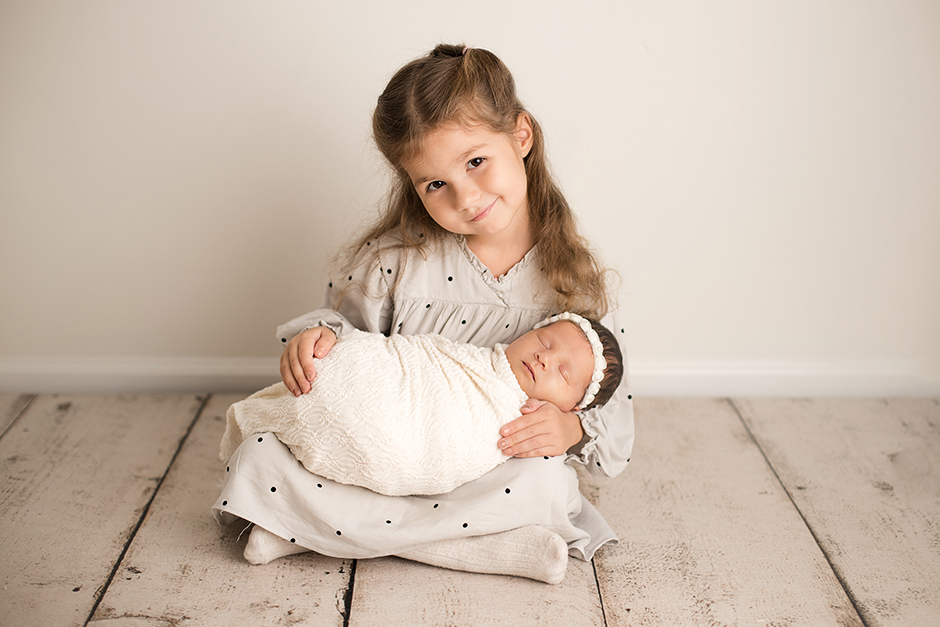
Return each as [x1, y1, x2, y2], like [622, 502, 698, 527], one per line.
[565, 310, 635, 478]
[275, 239, 398, 345]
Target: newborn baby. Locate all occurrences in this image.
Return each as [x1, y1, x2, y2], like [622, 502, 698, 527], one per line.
[220, 312, 623, 496]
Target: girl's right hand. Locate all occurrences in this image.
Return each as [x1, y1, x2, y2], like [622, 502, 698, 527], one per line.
[279, 326, 337, 396]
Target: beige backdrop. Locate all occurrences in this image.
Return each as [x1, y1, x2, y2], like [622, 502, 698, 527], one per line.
[1, 0, 938, 395]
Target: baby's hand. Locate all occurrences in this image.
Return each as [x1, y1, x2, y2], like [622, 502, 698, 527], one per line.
[498, 399, 584, 458]
[279, 326, 337, 396]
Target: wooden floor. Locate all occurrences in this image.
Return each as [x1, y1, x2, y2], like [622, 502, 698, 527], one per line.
[1, 394, 938, 626]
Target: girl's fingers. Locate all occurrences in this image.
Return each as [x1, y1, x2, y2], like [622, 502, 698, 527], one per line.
[289, 350, 310, 395]
[499, 425, 554, 456]
[279, 352, 301, 396]
[297, 335, 318, 382]
[313, 331, 337, 359]
[279, 327, 335, 396]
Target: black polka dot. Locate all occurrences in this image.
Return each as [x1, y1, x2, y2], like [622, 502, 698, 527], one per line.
[426, 303, 431, 308]
[433, 503, 439, 509]
[257, 437, 263, 442]
[627, 395, 633, 400]
[448, 276, 453, 281]
[596, 461, 601, 466]
[317, 483, 323, 488]
[366, 241, 371, 246]
[226, 466, 229, 472]
[505, 488, 511, 494]
[387, 268, 392, 274]
[336, 530, 342, 536]
[621, 328, 625, 333]
[270, 486, 277, 492]
[627, 458, 631, 463]
[348, 275, 353, 281]
[386, 520, 392, 524]
[222, 500, 227, 506]
[506, 324, 510, 329]
[329, 282, 333, 288]
[290, 538, 296, 543]
[281, 338, 287, 343]
[461, 320, 466, 324]
[462, 523, 468, 528]
[544, 456, 549, 460]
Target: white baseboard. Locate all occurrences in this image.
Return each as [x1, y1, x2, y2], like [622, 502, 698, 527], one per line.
[0, 357, 938, 397]
[628, 360, 940, 397]
[0, 357, 281, 394]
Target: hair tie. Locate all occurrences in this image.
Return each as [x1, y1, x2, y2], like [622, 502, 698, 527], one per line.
[533, 312, 606, 410]
[462, 46, 472, 56]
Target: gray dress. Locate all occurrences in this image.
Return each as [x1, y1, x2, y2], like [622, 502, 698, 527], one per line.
[212, 232, 634, 560]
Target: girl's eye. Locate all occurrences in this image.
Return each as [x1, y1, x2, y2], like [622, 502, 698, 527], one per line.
[426, 180, 446, 192]
[467, 157, 485, 170]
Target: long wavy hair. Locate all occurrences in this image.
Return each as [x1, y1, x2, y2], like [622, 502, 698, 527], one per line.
[346, 43, 612, 318]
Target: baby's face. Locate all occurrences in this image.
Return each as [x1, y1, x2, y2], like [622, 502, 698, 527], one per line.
[504, 321, 594, 411]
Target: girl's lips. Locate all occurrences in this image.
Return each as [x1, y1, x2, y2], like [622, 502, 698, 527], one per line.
[471, 200, 495, 222]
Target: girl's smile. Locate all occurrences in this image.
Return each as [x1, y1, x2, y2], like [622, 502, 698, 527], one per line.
[470, 200, 495, 222]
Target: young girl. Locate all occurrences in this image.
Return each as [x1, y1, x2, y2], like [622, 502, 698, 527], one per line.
[213, 44, 634, 585]
[221, 314, 623, 497]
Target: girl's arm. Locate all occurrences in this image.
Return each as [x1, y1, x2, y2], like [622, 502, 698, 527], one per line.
[568, 310, 634, 477]
[276, 239, 396, 393]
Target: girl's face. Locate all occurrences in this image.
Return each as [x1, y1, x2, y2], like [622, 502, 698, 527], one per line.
[403, 116, 533, 247]
[504, 321, 595, 412]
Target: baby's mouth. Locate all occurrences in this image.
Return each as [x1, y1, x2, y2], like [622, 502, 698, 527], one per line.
[523, 361, 535, 380]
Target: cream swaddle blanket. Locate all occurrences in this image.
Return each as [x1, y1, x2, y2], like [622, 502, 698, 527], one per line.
[220, 330, 529, 496]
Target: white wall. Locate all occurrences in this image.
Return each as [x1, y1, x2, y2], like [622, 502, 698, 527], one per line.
[1, 0, 938, 395]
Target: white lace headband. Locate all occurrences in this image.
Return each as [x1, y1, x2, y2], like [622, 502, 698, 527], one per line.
[533, 312, 606, 409]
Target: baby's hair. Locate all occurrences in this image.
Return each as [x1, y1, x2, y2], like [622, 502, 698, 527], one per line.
[344, 43, 611, 319]
[580, 318, 624, 411]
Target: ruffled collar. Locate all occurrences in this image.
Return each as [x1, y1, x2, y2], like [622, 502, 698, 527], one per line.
[453, 234, 537, 283]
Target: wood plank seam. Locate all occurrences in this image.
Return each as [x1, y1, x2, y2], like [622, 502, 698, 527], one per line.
[590, 558, 609, 627]
[727, 398, 870, 627]
[81, 393, 212, 627]
[342, 558, 358, 627]
[0, 394, 37, 441]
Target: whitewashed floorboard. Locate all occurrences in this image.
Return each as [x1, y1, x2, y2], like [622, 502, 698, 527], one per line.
[0, 394, 204, 627]
[349, 553, 604, 626]
[734, 398, 940, 627]
[0, 393, 35, 434]
[91, 393, 354, 627]
[582, 398, 863, 626]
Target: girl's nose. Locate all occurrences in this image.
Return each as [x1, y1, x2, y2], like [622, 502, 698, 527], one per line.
[453, 180, 481, 210]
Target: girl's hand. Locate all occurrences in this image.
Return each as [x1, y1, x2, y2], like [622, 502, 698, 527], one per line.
[498, 399, 584, 458]
[279, 326, 337, 396]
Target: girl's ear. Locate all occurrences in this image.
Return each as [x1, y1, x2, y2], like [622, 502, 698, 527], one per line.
[514, 113, 534, 157]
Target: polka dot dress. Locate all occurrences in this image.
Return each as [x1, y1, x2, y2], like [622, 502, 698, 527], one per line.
[238, 231, 634, 560]
[213, 432, 616, 560]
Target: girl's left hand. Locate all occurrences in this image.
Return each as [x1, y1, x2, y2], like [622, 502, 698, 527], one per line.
[498, 399, 584, 458]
